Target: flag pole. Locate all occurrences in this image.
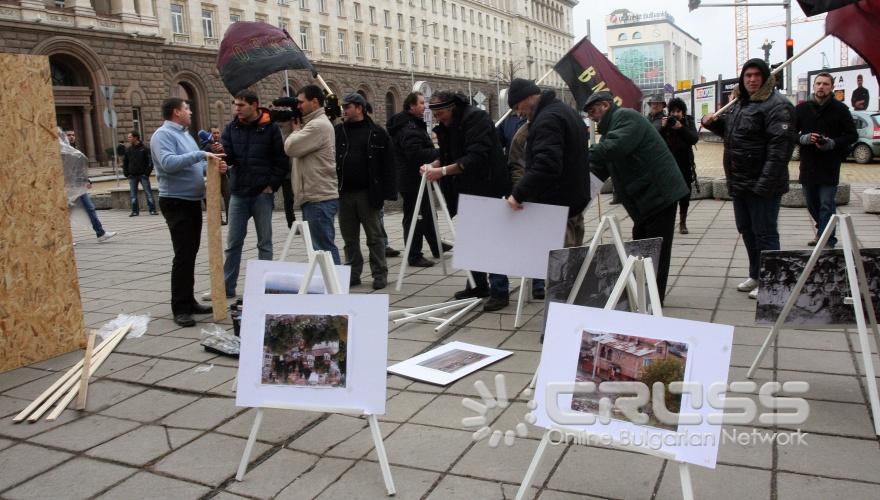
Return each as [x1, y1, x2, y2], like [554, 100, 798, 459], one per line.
[494, 67, 556, 127]
[713, 33, 829, 116]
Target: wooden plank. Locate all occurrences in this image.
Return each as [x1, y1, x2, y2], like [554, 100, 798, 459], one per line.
[75, 331, 97, 410]
[206, 156, 227, 321]
[0, 53, 86, 372]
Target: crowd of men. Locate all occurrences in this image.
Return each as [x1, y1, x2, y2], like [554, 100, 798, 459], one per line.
[96, 60, 855, 327]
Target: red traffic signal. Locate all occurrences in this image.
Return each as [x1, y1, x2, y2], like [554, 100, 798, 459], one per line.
[786, 38, 794, 60]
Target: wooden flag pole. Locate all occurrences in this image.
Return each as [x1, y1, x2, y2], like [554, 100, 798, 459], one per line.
[206, 156, 227, 321]
[75, 331, 96, 410]
[494, 67, 557, 127]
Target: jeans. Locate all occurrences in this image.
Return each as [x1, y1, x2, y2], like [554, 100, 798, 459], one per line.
[402, 190, 440, 262]
[338, 190, 387, 280]
[128, 175, 156, 213]
[159, 197, 203, 315]
[76, 193, 105, 238]
[732, 192, 782, 280]
[802, 183, 837, 246]
[224, 193, 275, 296]
[379, 207, 390, 249]
[471, 271, 510, 299]
[632, 202, 678, 303]
[302, 199, 341, 264]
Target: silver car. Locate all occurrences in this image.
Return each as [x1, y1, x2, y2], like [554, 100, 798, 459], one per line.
[851, 110, 880, 164]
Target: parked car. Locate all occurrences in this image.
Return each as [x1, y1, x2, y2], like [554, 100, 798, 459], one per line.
[790, 110, 879, 164]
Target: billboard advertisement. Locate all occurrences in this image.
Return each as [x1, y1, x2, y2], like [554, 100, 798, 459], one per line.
[807, 64, 878, 112]
[718, 78, 739, 108]
[612, 43, 666, 94]
[692, 82, 716, 125]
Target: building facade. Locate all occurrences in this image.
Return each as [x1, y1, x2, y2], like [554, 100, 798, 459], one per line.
[605, 9, 701, 99]
[0, 0, 575, 166]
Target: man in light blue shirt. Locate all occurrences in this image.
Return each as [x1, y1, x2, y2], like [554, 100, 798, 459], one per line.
[151, 97, 227, 327]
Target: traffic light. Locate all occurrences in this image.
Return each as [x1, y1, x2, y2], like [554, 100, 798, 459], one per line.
[786, 38, 794, 60]
[771, 62, 784, 91]
[688, 0, 701, 11]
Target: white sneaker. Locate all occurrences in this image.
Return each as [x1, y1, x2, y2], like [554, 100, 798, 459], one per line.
[749, 288, 758, 300]
[737, 278, 758, 292]
[97, 231, 117, 243]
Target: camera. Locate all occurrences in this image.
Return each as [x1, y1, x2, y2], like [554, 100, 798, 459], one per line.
[817, 136, 828, 146]
[324, 93, 342, 122]
[665, 115, 679, 128]
[268, 96, 302, 123]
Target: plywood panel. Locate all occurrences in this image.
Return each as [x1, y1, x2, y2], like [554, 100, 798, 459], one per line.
[0, 54, 85, 373]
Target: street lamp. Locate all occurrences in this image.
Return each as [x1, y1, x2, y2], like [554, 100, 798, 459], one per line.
[411, 22, 439, 88]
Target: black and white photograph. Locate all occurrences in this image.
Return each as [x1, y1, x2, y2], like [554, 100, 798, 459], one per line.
[387, 342, 513, 386]
[417, 348, 491, 373]
[261, 314, 348, 388]
[756, 249, 880, 325]
[545, 238, 663, 314]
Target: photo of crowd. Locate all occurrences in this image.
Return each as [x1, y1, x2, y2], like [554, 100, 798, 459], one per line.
[261, 314, 348, 387]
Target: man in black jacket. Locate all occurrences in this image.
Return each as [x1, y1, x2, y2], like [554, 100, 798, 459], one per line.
[796, 72, 858, 248]
[335, 93, 396, 289]
[423, 91, 511, 311]
[217, 90, 287, 299]
[123, 131, 157, 216]
[387, 92, 441, 268]
[703, 58, 796, 298]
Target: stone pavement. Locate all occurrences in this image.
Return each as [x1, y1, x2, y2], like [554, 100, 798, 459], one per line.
[2, 188, 880, 500]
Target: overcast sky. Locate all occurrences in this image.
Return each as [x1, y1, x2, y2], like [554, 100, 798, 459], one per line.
[570, 0, 848, 84]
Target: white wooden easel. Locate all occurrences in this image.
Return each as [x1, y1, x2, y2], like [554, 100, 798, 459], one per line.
[747, 213, 880, 435]
[391, 171, 481, 334]
[516, 256, 695, 500]
[234, 250, 397, 495]
[279, 220, 316, 262]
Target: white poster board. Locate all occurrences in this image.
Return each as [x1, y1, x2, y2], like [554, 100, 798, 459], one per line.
[387, 341, 512, 386]
[236, 261, 387, 415]
[692, 83, 717, 126]
[533, 303, 733, 468]
[453, 194, 567, 279]
[251, 260, 352, 294]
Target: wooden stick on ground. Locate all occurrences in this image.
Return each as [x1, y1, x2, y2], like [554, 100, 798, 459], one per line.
[12, 327, 125, 422]
[75, 331, 97, 410]
[206, 155, 227, 321]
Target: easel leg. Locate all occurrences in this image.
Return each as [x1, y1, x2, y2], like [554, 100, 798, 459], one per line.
[426, 178, 447, 276]
[514, 277, 528, 328]
[396, 174, 427, 292]
[678, 462, 695, 500]
[368, 414, 397, 496]
[515, 431, 551, 500]
[235, 408, 264, 481]
[435, 298, 483, 334]
[430, 180, 476, 288]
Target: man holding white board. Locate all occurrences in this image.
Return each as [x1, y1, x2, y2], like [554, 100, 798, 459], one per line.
[422, 91, 512, 311]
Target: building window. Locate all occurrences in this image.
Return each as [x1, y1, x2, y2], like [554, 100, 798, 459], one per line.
[370, 36, 378, 59]
[299, 25, 310, 50]
[278, 0, 289, 5]
[410, 43, 416, 65]
[384, 10, 390, 27]
[279, 18, 289, 31]
[432, 0, 437, 13]
[337, 0, 345, 17]
[618, 33, 628, 41]
[441, 0, 446, 15]
[319, 29, 328, 53]
[256, 14, 267, 23]
[353, 2, 361, 20]
[170, 4, 186, 34]
[434, 47, 439, 68]
[338, 30, 347, 55]
[451, 2, 456, 19]
[369, 6, 376, 24]
[422, 44, 428, 65]
[444, 49, 449, 70]
[385, 38, 392, 62]
[470, 32, 475, 46]
[443, 26, 448, 41]
[299, 0, 307, 8]
[318, 0, 326, 13]
[354, 33, 362, 57]
[410, 16, 416, 33]
[453, 28, 457, 42]
[397, 13, 403, 30]
[131, 107, 143, 139]
[633, 31, 642, 40]
[230, 11, 242, 22]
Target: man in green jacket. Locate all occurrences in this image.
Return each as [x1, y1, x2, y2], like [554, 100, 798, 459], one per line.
[585, 92, 689, 302]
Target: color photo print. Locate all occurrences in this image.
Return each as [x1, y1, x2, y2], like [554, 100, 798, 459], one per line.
[757, 249, 880, 325]
[572, 329, 689, 432]
[545, 238, 662, 316]
[417, 349, 490, 373]
[261, 314, 348, 387]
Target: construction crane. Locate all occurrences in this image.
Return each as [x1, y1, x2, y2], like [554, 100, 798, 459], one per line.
[748, 14, 849, 65]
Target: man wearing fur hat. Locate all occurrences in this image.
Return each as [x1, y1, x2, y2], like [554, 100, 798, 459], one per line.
[702, 58, 796, 299]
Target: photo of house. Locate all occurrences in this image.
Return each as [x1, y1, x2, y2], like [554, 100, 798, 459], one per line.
[417, 349, 490, 373]
[571, 329, 689, 431]
[261, 314, 348, 388]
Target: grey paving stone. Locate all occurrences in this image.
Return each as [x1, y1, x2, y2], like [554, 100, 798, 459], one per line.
[100, 389, 199, 422]
[274, 456, 354, 500]
[788, 399, 876, 437]
[547, 445, 663, 498]
[716, 426, 774, 469]
[451, 436, 565, 484]
[3, 457, 134, 500]
[0, 409, 81, 440]
[161, 340, 225, 362]
[776, 472, 880, 500]
[114, 336, 195, 357]
[108, 358, 197, 384]
[0, 372, 64, 401]
[80, 380, 146, 413]
[27, 350, 85, 372]
[86, 425, 198, 465]
[776, 369, 864, 404]
[0, 395, 29, 419]
[445, 371, 533, 400]
[288, 414, 366, 454]
[154, 365, 237, 393]
[777, 433, 880, 480]
[445, 327, 512, 348]
[0, 437, 13, 451]
[379, 391, 436, 423]
[29, 414, 141, 452]
[655, 463, 771, 500]
[426, 474, 507, 499]
[92, 353, 151, 377]
[367, 423, 473, 472]
[535, 489, 603, 499]
[0, 443, 73, 492]
[96, 471, 211, 499]
[152, 432, 270, 486]
[485, 350, 541, 374]
[316, 461, 439, 500]
[160, 396, 244, 430]
[387, 339, 433, 361]
[226, 448, 319, 498]
[216, 407, 322, 444]
[326, 420, 398, 459]
[777, 347, 856, 375]
[410, 394, 476, 429]
[776, 329, 850, 351]
[500, 331, 544, 352]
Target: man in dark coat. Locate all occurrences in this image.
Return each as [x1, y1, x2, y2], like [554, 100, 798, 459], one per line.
[795, 72, 858, 248]
[423, 91, 511, 311]
[703, 58, 796, 298]
[335, 93, 397, 289]
[660, 97, 699, 234]
[387, 92, 441, 268]
[218, 90, 288, 299]
[586, 92, 689, 302]
[122, 131, 157, 216]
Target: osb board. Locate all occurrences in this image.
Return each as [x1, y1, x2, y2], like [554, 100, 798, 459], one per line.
[0, 54, 85, 373]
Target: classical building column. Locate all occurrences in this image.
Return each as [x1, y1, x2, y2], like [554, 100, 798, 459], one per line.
[67, 0, 96, 17]
[80, 105, 96, 163]
[110, 0, 139, 23]
[136, 0, 155, 20]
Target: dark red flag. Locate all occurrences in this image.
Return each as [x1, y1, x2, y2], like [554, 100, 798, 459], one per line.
[825, 0, 880, 78]
[554, 37, 642, 111]
[797, 0, 859, 16]
[216, 22, 316, 96]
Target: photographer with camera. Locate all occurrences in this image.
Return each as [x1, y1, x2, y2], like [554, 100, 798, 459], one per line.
[660, 98, 699, 235]
[795, 72, 858, 249]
